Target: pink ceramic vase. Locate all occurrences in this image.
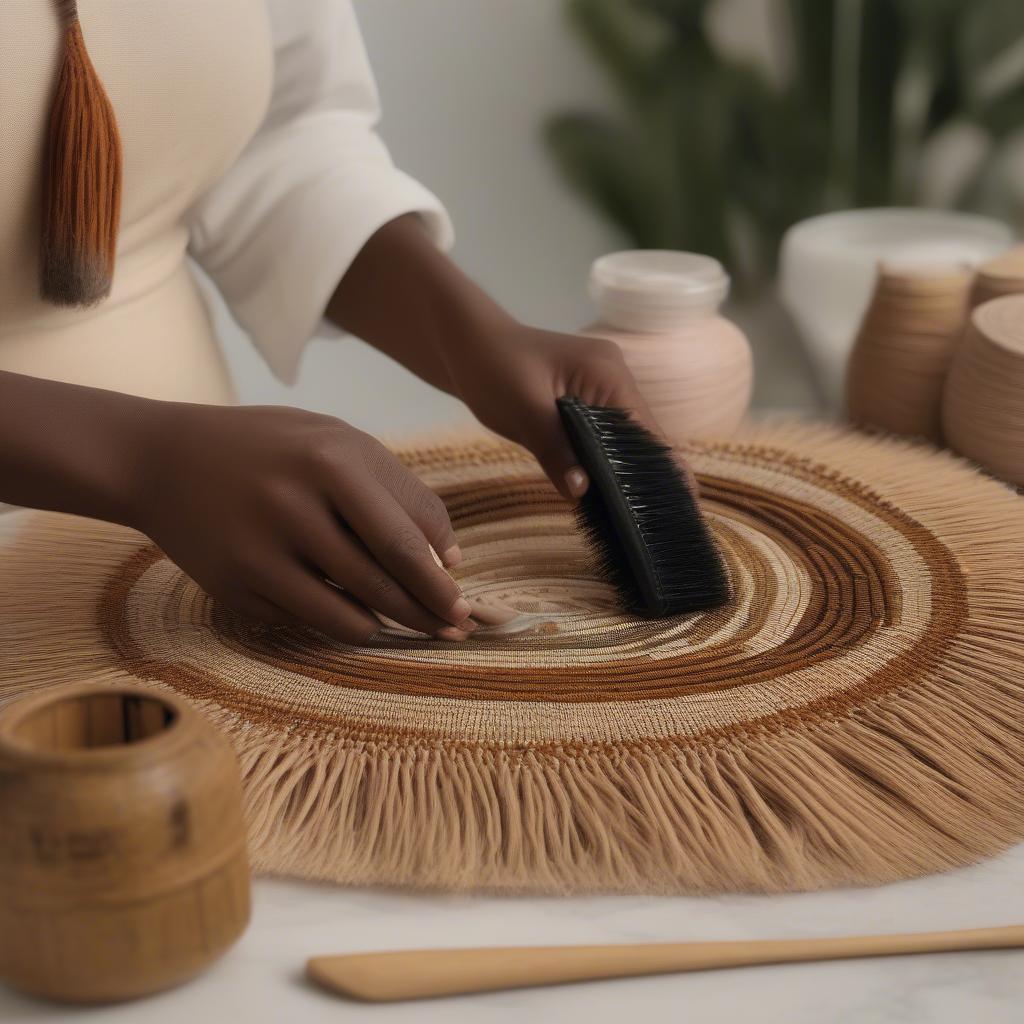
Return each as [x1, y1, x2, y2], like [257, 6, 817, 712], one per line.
[581, 251, 753, 444]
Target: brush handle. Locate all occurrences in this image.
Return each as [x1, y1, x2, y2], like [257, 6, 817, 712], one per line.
[307, 925, 1024, 1002]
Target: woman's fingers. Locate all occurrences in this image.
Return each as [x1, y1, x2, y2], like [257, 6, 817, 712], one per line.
[300, 509, 469, 638]
[523, 399, 590, 501]
[574, 345, 661, 436]
[524, 347, 664, 502]
[233, 591, 292, 626]
[328, 472, 470, 628]
[574, 347, 701, 496]
[256, 560, 381, 645]
[359, 492, 470, 626]
[309, 436, 470, 627]
[213, 583, 293, 627]
[371, 449, 462, 568]
[467, 596, 519, 626]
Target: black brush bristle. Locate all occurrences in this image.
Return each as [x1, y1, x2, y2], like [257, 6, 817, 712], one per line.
[557, 396, 730, 617]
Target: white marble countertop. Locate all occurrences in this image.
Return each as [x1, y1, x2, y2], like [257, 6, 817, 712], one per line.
[3, 843, 1023, 1023]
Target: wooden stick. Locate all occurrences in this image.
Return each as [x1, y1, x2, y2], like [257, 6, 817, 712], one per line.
[307, 925, 1024, 1002]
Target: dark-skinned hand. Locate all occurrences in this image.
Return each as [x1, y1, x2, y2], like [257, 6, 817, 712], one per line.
[133, 402, 475, 643]
[328, 214, 694, 501]
[438, 323, 668, 500]
[0, 217, 684, 646]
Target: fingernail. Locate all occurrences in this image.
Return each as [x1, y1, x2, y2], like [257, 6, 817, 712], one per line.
[435, 626, 469, 642]
[447, 596, 472, 624]
[457, 618, 477, 632]
[469, 599, 519, 626]
[442, 544, 462, 568]
[565, 466, 588, 498]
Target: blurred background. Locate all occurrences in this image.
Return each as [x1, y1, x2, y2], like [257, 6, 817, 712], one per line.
[211, 0, 1024, 435]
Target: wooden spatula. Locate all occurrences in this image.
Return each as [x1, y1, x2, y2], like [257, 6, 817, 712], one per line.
[306, 925, 1024, 1002]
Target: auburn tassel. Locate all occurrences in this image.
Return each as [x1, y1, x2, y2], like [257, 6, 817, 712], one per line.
[41, 0, 123, 307]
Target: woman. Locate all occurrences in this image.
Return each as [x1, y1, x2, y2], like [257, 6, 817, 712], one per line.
[1, 0, 665, 643]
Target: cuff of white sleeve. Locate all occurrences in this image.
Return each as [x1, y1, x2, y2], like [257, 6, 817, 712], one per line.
[232, 171, 453, 385]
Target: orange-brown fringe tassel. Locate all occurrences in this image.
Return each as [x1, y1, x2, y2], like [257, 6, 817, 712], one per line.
[40, 0, 122, 307]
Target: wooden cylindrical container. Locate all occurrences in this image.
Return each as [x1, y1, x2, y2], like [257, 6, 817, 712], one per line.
[970, 245, 1024, 309]
[943, 294, 1024, 488]
[0, 683, 250, 1004]
[845, 263, 972, 443]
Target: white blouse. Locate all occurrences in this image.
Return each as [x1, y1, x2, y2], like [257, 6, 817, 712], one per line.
[0, 0, 452, 399]
[186, 0, 454, 384]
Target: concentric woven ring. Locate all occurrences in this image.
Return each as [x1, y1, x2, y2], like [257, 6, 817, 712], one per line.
[103, 442, 958, 746]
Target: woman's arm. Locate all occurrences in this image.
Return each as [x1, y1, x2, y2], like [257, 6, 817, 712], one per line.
[326, 214, 668, 500]
[0, 370, 146, 525]
[0, 371, 473, 642]
[185, 3, 666, 495]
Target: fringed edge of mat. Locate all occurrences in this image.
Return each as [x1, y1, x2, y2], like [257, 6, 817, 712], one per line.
[2, 422, 1024, 894]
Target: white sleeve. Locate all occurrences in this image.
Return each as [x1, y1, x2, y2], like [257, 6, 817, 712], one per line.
[186, 0, 454, 384]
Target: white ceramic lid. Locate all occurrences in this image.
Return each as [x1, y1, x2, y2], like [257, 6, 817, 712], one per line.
[588, 250, 730, 332]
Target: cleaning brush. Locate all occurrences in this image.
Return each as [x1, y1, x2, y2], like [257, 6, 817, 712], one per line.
[557, 396, 730, 617]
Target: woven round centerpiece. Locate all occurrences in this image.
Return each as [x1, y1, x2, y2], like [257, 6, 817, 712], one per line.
[2, 422, 1023, 894]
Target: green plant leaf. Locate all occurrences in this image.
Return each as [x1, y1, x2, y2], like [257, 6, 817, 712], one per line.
[544, 0, 1024, 285]
[954, 130, 1024, 226]
[784, 0, 835, 116]
[958, 0, 1024, 109]
[566, 0, 674, 100]
[972, 88, 1024, 139]
[727, 65, 831, 270]
[544, 112, 671, 246]
[885, 0, 961, 202]
[635, 0, 714, 34]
